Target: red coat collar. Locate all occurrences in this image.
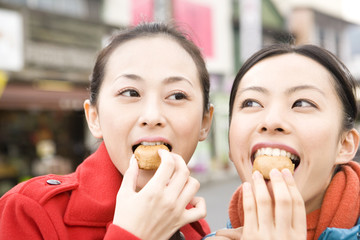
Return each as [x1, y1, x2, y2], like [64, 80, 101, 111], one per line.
[64, 142, 123, 226]
[62, 142, 210, 237]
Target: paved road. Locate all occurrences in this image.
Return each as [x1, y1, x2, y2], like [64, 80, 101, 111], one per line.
[197, 176, 242, 232]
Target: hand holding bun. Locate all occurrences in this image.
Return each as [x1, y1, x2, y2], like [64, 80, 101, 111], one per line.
[134, 145, 169, 170]
[252, 155, 294, 179]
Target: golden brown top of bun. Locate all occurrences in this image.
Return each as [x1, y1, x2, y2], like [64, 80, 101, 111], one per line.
[134, 144, 169, 170]
[252, 155, 294, 180]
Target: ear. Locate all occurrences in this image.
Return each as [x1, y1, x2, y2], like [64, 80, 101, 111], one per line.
[199, 104, 214, 141]
[84, 99, 103, 139]
[335, 128, 360, 164]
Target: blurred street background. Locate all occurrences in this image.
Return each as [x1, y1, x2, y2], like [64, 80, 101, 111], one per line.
[1, 0, 360, 227]
[197, 175, 242, 231]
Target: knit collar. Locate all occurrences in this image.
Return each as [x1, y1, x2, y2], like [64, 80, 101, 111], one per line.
[64, 142, 123, 226]
[308, 161, 360, 239]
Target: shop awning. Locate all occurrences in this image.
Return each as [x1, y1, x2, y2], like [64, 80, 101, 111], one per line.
[0, 83, 89, 111]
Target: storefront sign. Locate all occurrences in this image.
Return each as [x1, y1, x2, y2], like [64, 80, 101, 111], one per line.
[0, 8, 23, 71]
[26, 41, 95, 70]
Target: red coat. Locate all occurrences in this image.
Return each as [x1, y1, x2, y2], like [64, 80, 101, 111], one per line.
[0, 142, 210, 239]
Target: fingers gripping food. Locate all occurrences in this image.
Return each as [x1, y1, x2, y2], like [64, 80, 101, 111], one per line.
[134, 145, 169, 170]
[252, 155, 294, 179]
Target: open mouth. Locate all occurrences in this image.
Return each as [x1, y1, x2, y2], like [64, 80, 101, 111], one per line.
[252, 147, 301, 169]
[132, 141, 172, 153]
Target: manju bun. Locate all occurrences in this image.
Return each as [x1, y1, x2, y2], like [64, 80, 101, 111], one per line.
[252, 155, 294, 179]
[134, 145, 169, 170]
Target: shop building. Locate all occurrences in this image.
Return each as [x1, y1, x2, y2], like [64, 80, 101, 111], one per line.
[0, 1, 118, 194]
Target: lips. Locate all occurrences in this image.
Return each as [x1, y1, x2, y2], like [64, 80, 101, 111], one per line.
[252, 147, 301, 169]
[132, 141, 172, 153]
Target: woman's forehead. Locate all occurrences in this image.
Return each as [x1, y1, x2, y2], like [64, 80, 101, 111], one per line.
[102, 36, 200, 87]
[241, 53, 334, 87]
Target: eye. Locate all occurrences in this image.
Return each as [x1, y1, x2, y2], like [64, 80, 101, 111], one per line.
[118, 89, 140, 97]
[292, 99, 316, 108]
[241, 99, 262, 108]
[167, 91, 188, 100]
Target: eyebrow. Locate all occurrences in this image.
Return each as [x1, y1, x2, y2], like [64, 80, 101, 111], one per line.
[237, 84, 326, 97]
[237, 86, 268, 95]
[115, 74, 142, 81]
[286, 85, 326, 96]
[114, 74, 193, 87]
[163, 76, 193, 87]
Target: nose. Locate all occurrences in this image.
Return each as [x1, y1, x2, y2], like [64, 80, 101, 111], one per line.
[257, 105, 289, 134]
[138, 97, 166, 127]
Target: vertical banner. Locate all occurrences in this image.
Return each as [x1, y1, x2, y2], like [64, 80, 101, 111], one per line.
[240, 0, 262, 63]
[131, 0, 155, 25]
[0, 8, 23, 71]
[173, 0, 214, 59]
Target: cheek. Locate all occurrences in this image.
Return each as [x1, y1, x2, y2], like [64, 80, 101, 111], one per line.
[172, 107, 203, 134]
[99, 116, 129, 140]
[228, 120, 253, 177]
[229, 117, 251, 155]
[99, 102, 135, 132]
[298, 118, 341, 152]
[170, 108, 204, 162]
[98, 109, 135, 175]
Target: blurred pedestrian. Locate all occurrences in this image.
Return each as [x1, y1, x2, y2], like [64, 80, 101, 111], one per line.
[207, 44, 360, 240]
[0, 22, 214, 240]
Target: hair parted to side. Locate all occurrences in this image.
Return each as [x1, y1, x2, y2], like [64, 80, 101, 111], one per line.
[89, 21, 210, 113]
[229, 44, 358, 131]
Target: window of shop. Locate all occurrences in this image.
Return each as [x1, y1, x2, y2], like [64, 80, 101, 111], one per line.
[0, 110, 88, 195]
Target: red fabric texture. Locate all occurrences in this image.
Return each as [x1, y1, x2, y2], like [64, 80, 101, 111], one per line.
[228, 161, 360, 240]
[0, 142, 210, 239]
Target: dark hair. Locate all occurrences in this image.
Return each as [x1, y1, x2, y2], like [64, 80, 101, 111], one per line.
[89, 22, 210, 113]
[229, 44, 358, 131]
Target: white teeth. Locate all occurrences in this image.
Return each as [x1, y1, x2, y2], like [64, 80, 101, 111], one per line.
[272, 148, 280, 157]
[254, 148, 298, 161]
[264, 148, 272, 155]
[141, 141, 164, 146]
[280, 150, 287, 157]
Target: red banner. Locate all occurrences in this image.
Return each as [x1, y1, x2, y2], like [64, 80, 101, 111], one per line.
[131, 0, 154, 25]
[173, 0, 214, 58]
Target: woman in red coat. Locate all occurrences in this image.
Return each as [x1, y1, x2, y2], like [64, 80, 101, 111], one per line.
[0, 22, 214, 240]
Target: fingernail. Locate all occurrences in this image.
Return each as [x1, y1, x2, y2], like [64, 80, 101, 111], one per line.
[270, 168, 281, 178]
[252, 170, 263, 180]
[130, 155, 137, 167]
[158, 149, 169, 158]
[281, 168, 293, 179]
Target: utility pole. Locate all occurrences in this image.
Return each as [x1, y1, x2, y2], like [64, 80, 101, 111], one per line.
[154, 0, 172, 22]
[239, 0, 262, 63]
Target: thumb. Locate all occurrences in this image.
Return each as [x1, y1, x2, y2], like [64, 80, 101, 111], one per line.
[121, 155, 139, 192]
